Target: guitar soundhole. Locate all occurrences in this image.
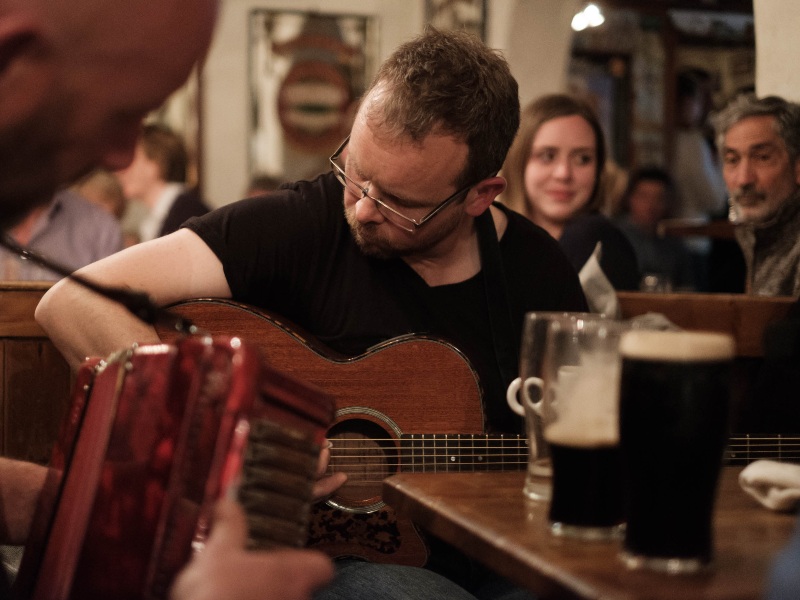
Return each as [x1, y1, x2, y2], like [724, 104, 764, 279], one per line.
[326, 418, 398, 512]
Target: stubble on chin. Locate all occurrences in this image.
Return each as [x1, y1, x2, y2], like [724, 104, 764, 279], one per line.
[345, 210, 395, 259]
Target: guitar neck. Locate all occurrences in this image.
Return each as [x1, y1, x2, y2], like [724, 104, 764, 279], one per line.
[394, 432, 800, 472]
[725, 434, 800, 465]
[400, 434, 527, 473]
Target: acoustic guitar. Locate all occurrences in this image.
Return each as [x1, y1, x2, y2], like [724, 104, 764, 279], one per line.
[159, 299, 800, 567]
[158, 298, 527, 567]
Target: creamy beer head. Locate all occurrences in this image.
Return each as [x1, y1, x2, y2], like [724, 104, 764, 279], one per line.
[620, 330, 735, 362]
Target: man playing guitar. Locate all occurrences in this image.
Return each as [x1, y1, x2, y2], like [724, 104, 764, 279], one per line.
[38, 28, 587, 600]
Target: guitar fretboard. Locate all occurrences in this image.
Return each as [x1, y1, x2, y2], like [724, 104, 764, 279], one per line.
[400, 434, 527, 472]
[725, 434, 800, 465]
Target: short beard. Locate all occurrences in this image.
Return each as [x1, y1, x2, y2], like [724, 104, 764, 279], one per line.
[347, 217, 402, 259]
[344, 205, 462, 260]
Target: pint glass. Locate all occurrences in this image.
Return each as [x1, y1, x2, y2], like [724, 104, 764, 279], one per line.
[506, 312, 600, 501]
[618, 330, 735, 573]
[539, 316, 625, 540]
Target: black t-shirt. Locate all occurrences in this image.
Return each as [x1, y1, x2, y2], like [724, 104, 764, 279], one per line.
[184, 172, 587, 432]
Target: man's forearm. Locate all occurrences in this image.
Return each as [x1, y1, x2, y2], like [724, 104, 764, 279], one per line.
[36, 230, 232, 370]
[36, 278, 161, 370]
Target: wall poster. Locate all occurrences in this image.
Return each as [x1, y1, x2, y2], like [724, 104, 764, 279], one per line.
[249, 10, 378, 184]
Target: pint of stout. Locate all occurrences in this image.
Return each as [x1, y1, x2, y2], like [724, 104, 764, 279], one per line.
[618, 330, 734, 573]
[539, 317, 625, 540]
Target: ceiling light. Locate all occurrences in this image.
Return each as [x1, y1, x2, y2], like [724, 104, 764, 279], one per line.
[572, 3, 605, 32]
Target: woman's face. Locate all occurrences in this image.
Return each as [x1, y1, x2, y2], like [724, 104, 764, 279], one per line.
[523, 114, 598, 235]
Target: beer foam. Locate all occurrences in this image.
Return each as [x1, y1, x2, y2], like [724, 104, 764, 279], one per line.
[619, 330, 734, 362]
[544, 419, 618, 447]
[543, 364, 620, 447]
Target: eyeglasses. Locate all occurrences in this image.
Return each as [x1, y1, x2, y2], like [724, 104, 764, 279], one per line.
[329, 136, 475, 232]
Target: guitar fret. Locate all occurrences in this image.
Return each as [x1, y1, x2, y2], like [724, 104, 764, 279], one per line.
[724, 434, 800, 465]
[398, 434, 527, 473]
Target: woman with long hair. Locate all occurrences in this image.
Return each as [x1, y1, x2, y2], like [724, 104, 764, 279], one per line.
[501, 93, 639, 292]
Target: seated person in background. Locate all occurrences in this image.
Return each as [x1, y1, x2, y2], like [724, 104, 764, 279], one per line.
[37, 27, 587, 600]
[671, 68, 728, 221]
[712, 94, 800, 297]
[73, 169, 141, 248]
[500, 94, 640, 294]
[614, 166, 695, 291]
[73, 169, 127, 220]
[671, 68, 729, 291]
[0, 188, 123, 280]
[245, 174, 285, 198]
[116, 123, 209, 242]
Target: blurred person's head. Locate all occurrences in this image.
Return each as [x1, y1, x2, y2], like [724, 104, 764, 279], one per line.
[115, 123, 189, 207]
[677, 68, 714, 128]
[0, 0, 217, 229]
[73, 169, 127, 220]
[620, 167, 676, 234]
[246, 174, 284, 198]
[502, 94, 606, 239]
[713, 94, 800, 225]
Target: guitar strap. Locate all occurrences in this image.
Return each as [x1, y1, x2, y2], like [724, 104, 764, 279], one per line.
[475, 206, 519, 393]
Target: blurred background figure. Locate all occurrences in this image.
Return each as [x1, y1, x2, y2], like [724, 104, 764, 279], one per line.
[73, 169, 127, 220]
[245, 174, 285, 198]
[115, 123, 209, 242]
[0, 188, 123, 280]
[72, 169, 140, 248]
[598, 158, 630, 218]
[671, 68, 729, 289]
[614, 166, 695, 291]
[501, 93, 639, 293]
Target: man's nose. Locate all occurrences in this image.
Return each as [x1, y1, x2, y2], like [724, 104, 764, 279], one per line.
[354, 194, 386, 224]
[100, 145, 136, 171]
[98, 125, 142, 171]
[732, 158, 756, 188]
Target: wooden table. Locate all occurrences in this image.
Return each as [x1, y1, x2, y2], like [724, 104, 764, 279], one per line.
[383, 468, 796, 600]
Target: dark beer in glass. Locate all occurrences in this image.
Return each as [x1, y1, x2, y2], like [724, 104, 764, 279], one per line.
[618, 330, 734, 573]
[541, 317, 626, 540]
[546, 428, 624, 534]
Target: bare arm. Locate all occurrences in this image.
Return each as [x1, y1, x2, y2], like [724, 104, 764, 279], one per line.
[36, 229, 232, 369]
[0, 458, 47, 544]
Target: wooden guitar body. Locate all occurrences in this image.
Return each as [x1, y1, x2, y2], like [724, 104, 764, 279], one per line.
[159, 299, 528, 566]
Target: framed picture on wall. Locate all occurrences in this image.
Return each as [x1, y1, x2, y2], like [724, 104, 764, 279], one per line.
[425, 0, 486, 40]
[248, 10, 378, 184]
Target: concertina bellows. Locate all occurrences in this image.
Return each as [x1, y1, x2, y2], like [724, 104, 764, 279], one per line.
[12, 334, 334, 600]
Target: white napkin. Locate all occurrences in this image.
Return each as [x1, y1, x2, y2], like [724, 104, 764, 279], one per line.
[578, 242, 620, 318]
[739, 460, 800, 512]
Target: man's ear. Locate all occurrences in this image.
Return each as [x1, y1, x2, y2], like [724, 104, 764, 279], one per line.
[0, 15, 53, 126]
[464, 176, 507, 217]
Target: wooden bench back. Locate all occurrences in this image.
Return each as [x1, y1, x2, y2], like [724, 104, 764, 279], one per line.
[617, 291, 795, 357]
[0, 283, 72, 463]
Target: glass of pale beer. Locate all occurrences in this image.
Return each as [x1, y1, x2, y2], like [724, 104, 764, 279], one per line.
[536, 316, 626, 540]
[618, 329, 735, 573]
[506, 312, 602, 501]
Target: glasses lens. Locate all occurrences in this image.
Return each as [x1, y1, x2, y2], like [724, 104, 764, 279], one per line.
[374, 204, 414, 232]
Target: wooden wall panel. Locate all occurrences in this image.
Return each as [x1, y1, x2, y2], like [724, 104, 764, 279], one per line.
[3, 340, 71, 463]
